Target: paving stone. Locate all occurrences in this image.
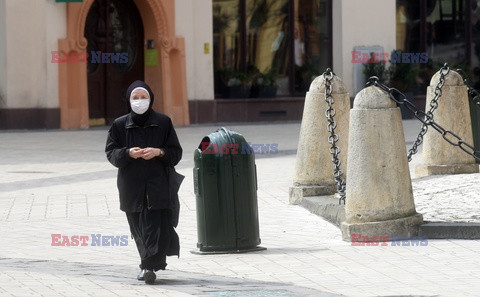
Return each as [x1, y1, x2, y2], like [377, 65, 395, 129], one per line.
[0, 122, 479, 297]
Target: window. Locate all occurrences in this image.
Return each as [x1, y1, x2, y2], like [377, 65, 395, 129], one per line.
[397, 0, 480, 91]
[213, 0, 332, 98]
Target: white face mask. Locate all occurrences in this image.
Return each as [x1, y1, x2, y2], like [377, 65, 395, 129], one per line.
[130, 99, 150, 114]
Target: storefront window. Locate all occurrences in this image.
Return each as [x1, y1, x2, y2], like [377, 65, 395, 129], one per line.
[396, 0, 479, 91]
[426, 0, 467, 65]
[213, 0, 332, 98]
[213, 0, 240, 71]
[471, 0, 480, 89]
[295, 0, 331, 93]
[246, 0, 290, 96]
[396, 0, 421, 53]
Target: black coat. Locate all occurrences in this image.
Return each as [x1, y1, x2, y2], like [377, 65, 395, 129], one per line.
[105, 111, 183, 214]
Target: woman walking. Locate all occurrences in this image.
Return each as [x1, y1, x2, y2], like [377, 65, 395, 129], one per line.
[105, 80, 183, 284]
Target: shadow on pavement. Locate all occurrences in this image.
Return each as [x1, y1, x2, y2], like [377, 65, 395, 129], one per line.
[0, 170, 116, 193]
[0, 257, 344, 297]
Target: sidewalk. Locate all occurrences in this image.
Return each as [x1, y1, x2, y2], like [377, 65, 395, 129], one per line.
[0, 121, 479, 297]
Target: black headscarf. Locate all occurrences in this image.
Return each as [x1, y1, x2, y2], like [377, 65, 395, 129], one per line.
[125, 80, 155, 127]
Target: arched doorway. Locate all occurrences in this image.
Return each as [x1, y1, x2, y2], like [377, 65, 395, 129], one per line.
[85, 0, 144, 125]
[58, 0, 189, 129]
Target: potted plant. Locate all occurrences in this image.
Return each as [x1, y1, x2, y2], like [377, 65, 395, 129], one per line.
[295, 61, 321, 93]
[388, 51, 416, 92]
[220, 68, 253, 99]
[251, 68, 278, 98]
[362, 52, 388, 82]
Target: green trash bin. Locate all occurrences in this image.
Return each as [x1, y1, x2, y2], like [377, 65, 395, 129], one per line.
[469, 99, 480, 163]
[192, 127, 265, 254]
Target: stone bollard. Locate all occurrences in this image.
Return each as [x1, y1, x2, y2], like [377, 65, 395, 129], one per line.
[340, 86, 423, 241]
[289, 73, 350, 204]
[416, 70, 479, 177]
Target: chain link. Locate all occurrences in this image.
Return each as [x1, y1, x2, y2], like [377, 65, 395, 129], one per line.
[323, 68, 347, 205]
[456, 69, 480, 109]
[405, 63, 450, 162]
[365, 76, 480, 163]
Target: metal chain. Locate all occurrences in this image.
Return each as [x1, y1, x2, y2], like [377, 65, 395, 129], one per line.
[323, 68, 346, 205]
[406, 63, 450, 162]
[456, 69, 480, 109]
[365, 77, 480, 162]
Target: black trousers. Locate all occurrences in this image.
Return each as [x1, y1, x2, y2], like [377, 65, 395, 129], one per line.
[126, 205, 180, 271]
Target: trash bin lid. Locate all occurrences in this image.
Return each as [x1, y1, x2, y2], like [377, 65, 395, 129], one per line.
[197, 127, 249, 155]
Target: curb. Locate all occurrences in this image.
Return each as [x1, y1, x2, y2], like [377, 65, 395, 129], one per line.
[300, 196, 480, 240]
[300, 195, 345, 227]
[419, 222, 480, 239]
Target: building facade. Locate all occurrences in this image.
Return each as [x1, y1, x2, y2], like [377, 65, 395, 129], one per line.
[0, 0, 478, 129]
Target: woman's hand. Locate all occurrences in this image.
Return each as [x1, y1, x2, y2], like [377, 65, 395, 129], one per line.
[141, 147, 163, 160]
[129, 147, 143, 159]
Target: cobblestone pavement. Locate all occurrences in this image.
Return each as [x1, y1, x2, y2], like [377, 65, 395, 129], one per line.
[0, 121, 479, 297]
[413, 174, 480, 223]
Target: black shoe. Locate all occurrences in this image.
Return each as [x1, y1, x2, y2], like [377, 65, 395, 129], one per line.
[144, 269, 156, 284]
[137, 269, 145, 281]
